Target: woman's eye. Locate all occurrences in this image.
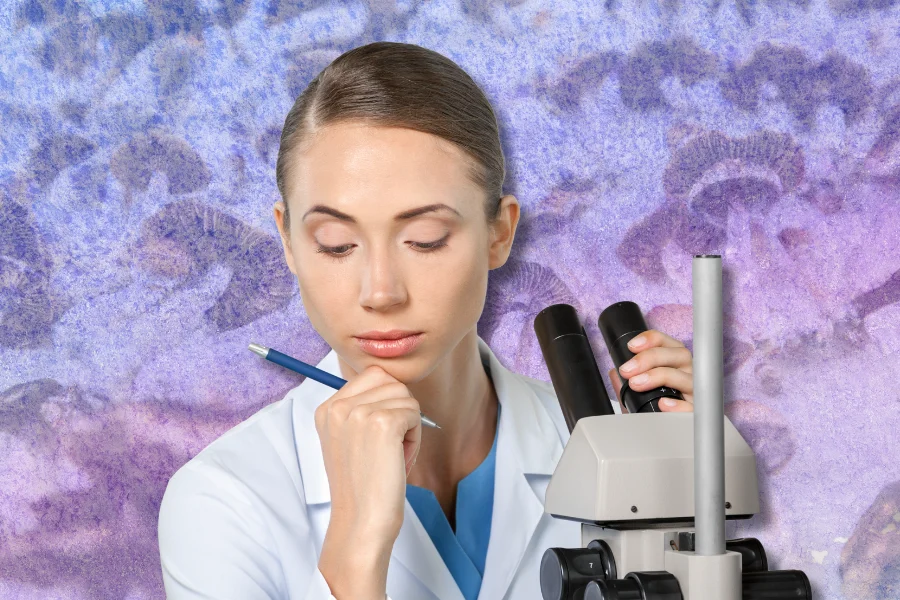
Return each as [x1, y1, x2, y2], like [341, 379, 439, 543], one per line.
[316, 244, 353, 261]
[407, 233, 449, 252]
[316, 233, 450, 261]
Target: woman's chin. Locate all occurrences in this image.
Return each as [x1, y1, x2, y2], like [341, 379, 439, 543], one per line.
[339, 347, 438, 383]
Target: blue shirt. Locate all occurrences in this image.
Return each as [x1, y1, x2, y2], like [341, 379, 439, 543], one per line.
[405, 404, 501, 600]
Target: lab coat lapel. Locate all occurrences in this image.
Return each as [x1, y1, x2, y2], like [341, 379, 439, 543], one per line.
[476, 340, 564, 600]
[292, 351, 337, 506]
[391, 502, 467, 600]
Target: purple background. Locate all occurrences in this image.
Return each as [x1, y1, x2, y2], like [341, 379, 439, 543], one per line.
[2, 1, 900, 598]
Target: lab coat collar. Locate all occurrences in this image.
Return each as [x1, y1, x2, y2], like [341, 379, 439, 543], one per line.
[291, 337, 564, 600]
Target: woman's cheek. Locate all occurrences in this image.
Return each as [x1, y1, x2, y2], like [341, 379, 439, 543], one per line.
[413, 245, 486, 323]
[294, 260, 355, 340]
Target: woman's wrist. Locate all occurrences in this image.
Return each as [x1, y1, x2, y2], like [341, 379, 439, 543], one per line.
[319, 520, 393, 599]
[329, 505, 402, 550]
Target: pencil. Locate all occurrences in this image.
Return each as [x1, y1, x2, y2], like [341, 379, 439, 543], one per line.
[248, 343, 440, 429]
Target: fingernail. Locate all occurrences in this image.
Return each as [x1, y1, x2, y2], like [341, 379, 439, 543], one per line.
[628, 336, 646, 349]
[620, 360, 637, 373]
[662, 398, 678, 407]
[630, 373, 649, 385]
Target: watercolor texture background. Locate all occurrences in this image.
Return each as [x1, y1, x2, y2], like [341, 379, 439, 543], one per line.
[2, 0, 900, 598]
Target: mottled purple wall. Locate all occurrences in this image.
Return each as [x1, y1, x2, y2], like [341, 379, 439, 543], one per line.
[1, 1, 899, 598]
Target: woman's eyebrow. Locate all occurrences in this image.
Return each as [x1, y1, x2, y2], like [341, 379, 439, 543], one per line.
[302, 203, 462, 222]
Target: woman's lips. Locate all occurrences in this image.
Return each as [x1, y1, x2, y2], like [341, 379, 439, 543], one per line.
[353, 332, 424, 358]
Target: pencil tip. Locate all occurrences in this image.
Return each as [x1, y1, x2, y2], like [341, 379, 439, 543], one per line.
[248, 343, 268, 357]
[420, 414, 440, 429]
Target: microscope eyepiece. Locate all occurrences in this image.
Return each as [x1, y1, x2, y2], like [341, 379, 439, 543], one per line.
[534, 304, 615, 432]
[598, 301, 647, 367]
[598, 301, 684, 414]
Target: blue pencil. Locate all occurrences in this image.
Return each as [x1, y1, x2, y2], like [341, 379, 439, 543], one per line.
[248, 343, 440, 429]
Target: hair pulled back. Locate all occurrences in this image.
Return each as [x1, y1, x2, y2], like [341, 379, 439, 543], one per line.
[275, 41, 506, 231]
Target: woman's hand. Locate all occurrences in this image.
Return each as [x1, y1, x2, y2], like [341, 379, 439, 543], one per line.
[315, 365, 422, 600]
[607, 329, 694, 413]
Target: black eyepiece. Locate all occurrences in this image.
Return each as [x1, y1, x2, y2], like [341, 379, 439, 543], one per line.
[598, 301, 684, 413]
[534, 304, 615, 432]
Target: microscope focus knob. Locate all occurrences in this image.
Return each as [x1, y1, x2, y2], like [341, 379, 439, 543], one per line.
[540, 540, 617, 600]
[584, 571, 683, 600]
[584, 578, 641, 600]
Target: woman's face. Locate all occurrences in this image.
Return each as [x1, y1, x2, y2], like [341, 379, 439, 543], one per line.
[274, 121, 518, 382]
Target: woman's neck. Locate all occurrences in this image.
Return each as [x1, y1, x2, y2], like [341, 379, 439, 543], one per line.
[404, 329, 500, 490]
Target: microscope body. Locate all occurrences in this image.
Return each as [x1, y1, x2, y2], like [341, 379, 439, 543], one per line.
[534, 257, 811, 600]
[545, 413, 755, 600]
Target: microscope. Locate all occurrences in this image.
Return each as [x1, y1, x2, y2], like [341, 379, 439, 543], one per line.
[533, 255, 811, 600]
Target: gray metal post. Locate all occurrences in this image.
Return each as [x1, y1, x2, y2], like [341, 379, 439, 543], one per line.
[693, 255, 726, 555]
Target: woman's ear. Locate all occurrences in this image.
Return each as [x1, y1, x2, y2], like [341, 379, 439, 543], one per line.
[488, 194, 520, 269]
[273, 200, 298, 276]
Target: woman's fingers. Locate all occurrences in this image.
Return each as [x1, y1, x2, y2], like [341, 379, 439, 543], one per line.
[327, 382, 412, 422]
[625, 365, 693, 399]
[607, 368, 628, 413]
[604, 329, 696, 414]
[658, 398, 694, 412]
[332, 364, 398, 398]
[618, 346, 693, 377]
[316, 370, 412, 431]
[608, 367, 622, 401]
[611, 366, 694, 413]
[627, 329, 687, 351]
[394, 407, 424, 474]
[364, 404, 423, 474]
[315, 365, 398, 430]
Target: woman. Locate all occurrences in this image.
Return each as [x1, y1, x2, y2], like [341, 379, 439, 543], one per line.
[157, 41, 695, 600]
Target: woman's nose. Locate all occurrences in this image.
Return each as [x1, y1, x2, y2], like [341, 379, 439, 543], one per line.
[359, 250, 408, 312]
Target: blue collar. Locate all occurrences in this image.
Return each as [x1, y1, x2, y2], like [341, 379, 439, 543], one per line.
[405, 403, 501, 600]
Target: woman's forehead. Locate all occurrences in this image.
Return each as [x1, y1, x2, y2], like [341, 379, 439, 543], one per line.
[297, 122, 474, 180]
[286, 122, 484, 217]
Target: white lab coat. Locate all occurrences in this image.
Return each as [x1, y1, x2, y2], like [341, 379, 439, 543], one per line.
[157, 337, 581, 599]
